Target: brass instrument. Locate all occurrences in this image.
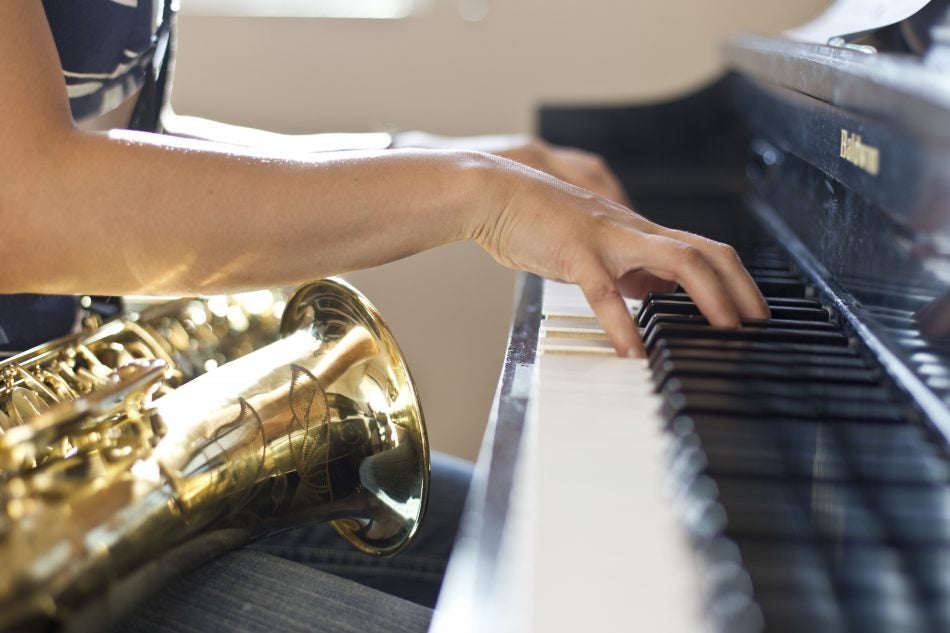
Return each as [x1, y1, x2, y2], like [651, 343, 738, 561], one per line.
[0, 279, 430, 632]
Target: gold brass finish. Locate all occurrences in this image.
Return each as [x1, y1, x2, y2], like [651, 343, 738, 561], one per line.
[0, 279, 430, 632]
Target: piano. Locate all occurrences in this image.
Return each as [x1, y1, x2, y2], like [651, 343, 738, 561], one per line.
[431, 2, 950, 632]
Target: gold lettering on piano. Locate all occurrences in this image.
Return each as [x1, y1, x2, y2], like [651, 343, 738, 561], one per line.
[839, 129, 880, 176]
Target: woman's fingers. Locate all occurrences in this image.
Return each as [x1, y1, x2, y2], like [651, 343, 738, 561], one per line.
[544, 147, 631, 207]
[621, 234, 741, 328]
[499, 138, 630, 207]
[616, 270, 678, 299]
[575, 259, 645, 357]
[479, 155, 769, 357]
[573, 233, 751, 357]
[653, 228, 769, 321]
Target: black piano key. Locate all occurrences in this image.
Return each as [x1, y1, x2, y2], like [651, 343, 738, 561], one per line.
[662, 376, 895, 404]
[747, 276, 807, 298]
[777, 425, 853, 481]
[713, 477, 816, 540]
[662, 390, 905, 423]
[828, 546, 928, 633]
[645, 292, 823, 310]
[870, 485, 950, 544]
[653, 358, 880, 387]
[898, 548, 950, 631]
[637, 300, 829, 328]
[670, 425, 788, 480]
[747, 267, 798, 278]
[735, 254, 792, 269]
[835, 425, 950, 485]
[714, 414, 941, 485]
[642, 314, 846, 350]
[842, 595, 929, 632]
[651, 345, 869, 369]
[649, 337, 861, 360]
[828, 545, 914, 596]
[904, 547, 950, 601]
[673, 428, 843, 483]
[642, 315, 840, 339]
[790, 479, 888, 542]
[850, 454, 950, 487]
[739, 541, 846, 633]
[637, 234, 950, 627]
[705, 430, 848, 481]
[672, 413, 806, 438]
[644, 323, 849, 350]
[673, 415, 941, 485]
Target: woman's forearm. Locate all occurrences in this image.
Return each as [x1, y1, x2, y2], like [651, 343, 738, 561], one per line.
[0, 0, 768, 356]
[160, 109, 394, 153]
[3, 129, 499, 296]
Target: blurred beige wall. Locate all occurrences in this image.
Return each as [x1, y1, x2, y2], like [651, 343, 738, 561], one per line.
[172, 0, 828, 461]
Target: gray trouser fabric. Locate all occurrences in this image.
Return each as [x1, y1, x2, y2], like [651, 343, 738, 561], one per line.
[119, 453, 472, 633]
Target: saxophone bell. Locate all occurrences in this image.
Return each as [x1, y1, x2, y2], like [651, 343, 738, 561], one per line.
[0, 278, 430, 632]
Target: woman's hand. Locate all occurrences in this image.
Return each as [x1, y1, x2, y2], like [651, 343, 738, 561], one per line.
[470, 154, 770, 357]
[492, 138, 630, 207]
[393, 132, 630, 205]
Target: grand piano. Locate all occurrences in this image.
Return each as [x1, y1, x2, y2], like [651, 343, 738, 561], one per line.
[431, 2, 950, 631]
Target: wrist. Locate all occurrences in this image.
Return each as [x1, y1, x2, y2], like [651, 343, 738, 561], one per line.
[447, 150, 517, 246]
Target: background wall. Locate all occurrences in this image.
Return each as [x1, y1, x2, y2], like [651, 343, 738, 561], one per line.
[172, 0, 829, 460]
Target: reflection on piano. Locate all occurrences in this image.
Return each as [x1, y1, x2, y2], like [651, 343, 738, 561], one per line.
[432, 3, 950, 633]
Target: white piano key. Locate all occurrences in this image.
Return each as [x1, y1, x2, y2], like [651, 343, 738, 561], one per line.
[541, 280, 642, 319]
[489, 279, 706, 632]
[539, 317, 608, 337]
[539, 337, 616, 355]
[495, 281, 707, 633]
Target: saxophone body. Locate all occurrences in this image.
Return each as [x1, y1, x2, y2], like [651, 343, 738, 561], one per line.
[0, 279, 430, 632]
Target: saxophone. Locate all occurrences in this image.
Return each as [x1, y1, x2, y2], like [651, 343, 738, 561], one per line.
[0, 279, 430, 632]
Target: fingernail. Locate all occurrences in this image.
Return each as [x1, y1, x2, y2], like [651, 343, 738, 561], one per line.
[626, 346, 644, 359]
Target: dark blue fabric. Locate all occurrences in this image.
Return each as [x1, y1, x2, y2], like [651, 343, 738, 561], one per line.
[41, 0, 168, 121]
[0, 294, 79, 354]
[118, 453, 473, 632]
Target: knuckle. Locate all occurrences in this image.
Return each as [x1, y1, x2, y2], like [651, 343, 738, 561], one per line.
[588, 154, 608, 171]
[716, 242, 740, 262]
[674, 243, 705, 272]
[592, 211, 615, 229]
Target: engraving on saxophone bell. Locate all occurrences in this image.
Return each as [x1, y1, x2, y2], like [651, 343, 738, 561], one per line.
[839, 129, 881, 176]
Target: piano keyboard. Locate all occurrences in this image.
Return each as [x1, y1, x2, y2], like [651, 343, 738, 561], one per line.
[494, 279, 705, 632]
[513, 238, 950, 632]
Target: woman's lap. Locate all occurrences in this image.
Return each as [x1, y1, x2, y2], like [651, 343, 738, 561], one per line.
[119, 452, 472, 633]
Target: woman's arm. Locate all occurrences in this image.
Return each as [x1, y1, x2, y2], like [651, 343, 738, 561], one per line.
[393, 131, 631, 206]
[0, 0, 767, 356]
[162, 118, 629, 205]
[161, 107, 395, 153]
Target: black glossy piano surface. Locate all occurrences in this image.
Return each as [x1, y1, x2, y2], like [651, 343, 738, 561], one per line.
[434, 7, 950, 633]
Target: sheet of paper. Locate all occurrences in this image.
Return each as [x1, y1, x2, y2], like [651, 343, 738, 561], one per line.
[786, 0, 934, 43]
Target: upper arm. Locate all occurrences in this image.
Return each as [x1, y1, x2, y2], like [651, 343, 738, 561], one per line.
[0, 1, 72, 129]
[0, 1, 75, 179]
